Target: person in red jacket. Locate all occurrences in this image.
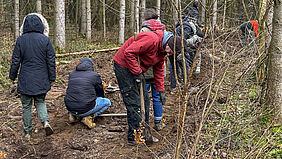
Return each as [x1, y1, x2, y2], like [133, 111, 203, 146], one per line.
[113, 30, 184, 146]
[240, 20, 258, 46]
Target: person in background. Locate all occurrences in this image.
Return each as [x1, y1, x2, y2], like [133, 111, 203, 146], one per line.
[141, 8, 166, 131]
[113, 29, 184, 146]
[9, 13, 56, 138]
[64, 58, 111, 129]
[169, 3, 204, 93]
[240, 20, 258, 46]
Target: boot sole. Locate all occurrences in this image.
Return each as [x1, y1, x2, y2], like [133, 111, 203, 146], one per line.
[45, 126, 54, 136]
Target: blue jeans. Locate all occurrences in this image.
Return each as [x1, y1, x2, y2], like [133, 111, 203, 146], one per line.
[146, 84, 163, 121]
[21, 94, 49, 135]
[69, 97, 111, 117]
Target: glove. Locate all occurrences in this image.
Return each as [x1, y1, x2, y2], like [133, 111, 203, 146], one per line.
[134, 73, 144, 83]
[159, 91, 166, 105]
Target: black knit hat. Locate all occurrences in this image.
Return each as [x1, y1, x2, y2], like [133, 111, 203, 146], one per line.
[167, 36, 186, 53]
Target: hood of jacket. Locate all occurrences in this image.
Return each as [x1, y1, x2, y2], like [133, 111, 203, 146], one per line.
[20, 13, 49, 36]
[76, 58, 94, 71]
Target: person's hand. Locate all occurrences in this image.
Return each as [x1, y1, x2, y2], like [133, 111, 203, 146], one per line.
[134, 74, 144, 83]
[159, 91, 166, 105]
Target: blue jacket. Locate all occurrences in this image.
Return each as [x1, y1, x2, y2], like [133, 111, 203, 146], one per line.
[176, 18, 204, 40]
[64, 58, 105, 114]
[9, 14, 56, 95]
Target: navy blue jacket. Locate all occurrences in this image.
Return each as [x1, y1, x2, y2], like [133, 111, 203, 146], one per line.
[9, 14, 56, 95]
[176, 19, 204, 40]
[64, 58, 105, 114]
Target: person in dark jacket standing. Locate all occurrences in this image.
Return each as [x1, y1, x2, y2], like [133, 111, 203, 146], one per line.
[113, 30, 184, 146]
[9, 13, 56, 138]
[64, 58, 111, 129]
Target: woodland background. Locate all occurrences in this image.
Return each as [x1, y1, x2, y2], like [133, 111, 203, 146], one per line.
[0, 0, 281, 158]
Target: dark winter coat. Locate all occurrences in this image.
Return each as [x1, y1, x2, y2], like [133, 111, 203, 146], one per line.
[9, 14, 56, 95]
[176, 20, 204, 40]
[113, 30, 166, 92]
[64, 58, 105, 114]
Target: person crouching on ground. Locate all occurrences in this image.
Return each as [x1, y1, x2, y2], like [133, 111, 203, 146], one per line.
[113, 30, 184, 146]
[9, 13, 56, 138]
[64, 58, 111, 129]
[240, 20, 258, 46]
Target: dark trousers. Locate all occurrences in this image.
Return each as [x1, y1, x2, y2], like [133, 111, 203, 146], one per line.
[114, 63, 150, 141]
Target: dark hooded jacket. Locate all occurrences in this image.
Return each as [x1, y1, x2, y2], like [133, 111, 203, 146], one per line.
[9, 14, 56, 95]
[64, 58, 105, 114]
[176, 18, 204, 40]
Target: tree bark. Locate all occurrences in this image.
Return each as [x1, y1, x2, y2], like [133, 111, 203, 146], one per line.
[267, 0, 282, 121]
[174, 0, 179, 25]
[103, 0, 106, 38]
[86, 0, 91, 40]
[55, 0, 65, 49]
[212, 0, 217, 29]
[119, 0, 125, 44]
[156, 0, 161, 19]
[201, 0, 206, 23]
[14, 0, 19, 39]
[81, 0, 86, 35]
[130, 0, 135, 33]
[222, 0, 227, 29]
[135, 0, 140, 32]
[140, 0, 146, 20]
[36, 0, 42, 14]
[257, 0, 267, 84]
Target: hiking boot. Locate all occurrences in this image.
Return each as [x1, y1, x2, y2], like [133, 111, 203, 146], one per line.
[69, 113, 78, 123]
[24, 133, 31, 138]
[81, 116, 96, 129]
[154, 120, 165, 131]
[43, 121, 54, 136]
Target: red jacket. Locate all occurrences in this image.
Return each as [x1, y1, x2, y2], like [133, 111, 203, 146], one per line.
[141, 19, 166, 31]
[113, 30, 166, 92]
[249, 20, 258, 37]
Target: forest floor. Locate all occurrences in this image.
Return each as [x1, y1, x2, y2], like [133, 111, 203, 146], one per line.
[0, 29, 281, 159]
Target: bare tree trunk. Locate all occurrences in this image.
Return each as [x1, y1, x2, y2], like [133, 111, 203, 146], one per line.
[266, 5, 273, 47]
[75, 0, 79, 35]
[212, 0, 217, 29]
[156, 0, 161, 19]
[119, 0, 125, 44]
[14, 0, 19, 39]
[103, 0, 106, 38]
[81, 0, 86, 35]
[174, 0, 179, 25]
[267, 0, 282, 122]
[55, 0, 65, 49]
[135, 0, 140, 32]
[201, 0, 206, 23]
[140, 0, 146, 19]
[36, 0, 42, 14]
[257, 0, 267, 84]
[130, 0, 135, 32]
[86, 0, 91, 40]
[222, 0, 227, 29]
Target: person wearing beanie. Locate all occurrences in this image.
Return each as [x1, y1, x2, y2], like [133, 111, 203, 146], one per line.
[240, 20, 258, 46]
[140, 8, 167, 131]
[113, 30, 183, 146]
[9, 13, 56, 138]
[64, 58, 111, 129]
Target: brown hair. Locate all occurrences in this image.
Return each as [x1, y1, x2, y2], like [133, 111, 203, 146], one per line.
[142, 8, 158, 20]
